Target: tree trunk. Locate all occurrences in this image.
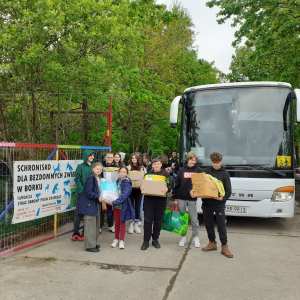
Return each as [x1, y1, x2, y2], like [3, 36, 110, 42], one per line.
[30, 69, 37, 143]
[0, 99, 8, 142]
[82, 98, 90, 145]
[21, 82, 32, 142]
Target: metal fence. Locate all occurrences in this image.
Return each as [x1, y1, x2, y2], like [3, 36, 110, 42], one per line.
[0, 143, 111, 257]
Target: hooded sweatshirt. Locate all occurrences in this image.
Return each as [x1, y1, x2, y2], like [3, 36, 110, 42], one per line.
[202, 166, 231, 207]
[74, 150, 95, 194]
[172, 163, 203, 201]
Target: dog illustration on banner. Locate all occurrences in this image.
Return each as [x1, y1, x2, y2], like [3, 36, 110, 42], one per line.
[36, 193, 41, 199]
[45, 184, 49, 192]
[52, 183, 59, 194]
[63, 188, 70, 198]
[64, 180, 70, 186]
[66, 163, 73, 172]
[53, 163, 61, 174]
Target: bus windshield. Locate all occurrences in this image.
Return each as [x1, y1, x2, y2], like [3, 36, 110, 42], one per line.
[183, 86, 293, 169]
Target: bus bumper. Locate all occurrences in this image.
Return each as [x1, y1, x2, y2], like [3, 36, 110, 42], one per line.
[196, 197, 295, 218]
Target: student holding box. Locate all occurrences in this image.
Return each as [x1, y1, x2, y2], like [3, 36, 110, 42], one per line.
[191, 152, 233, 258]
[127, 153, 147, 234]
[140, 158, 171, 250]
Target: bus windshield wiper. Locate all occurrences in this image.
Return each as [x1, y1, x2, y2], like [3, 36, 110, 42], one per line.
[251, 165, 286, 177]
[225, 164, 286, 177]
[225, 164, 253, 170]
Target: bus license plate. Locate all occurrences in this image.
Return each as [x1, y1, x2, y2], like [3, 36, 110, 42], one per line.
[225, 206, 247, 213]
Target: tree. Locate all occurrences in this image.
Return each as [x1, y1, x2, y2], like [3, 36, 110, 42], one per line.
[0, 0, 222, 156]
[206, 0, 300, 87]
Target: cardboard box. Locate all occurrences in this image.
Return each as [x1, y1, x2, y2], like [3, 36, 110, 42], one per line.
[103, 170, 119, 182]
[191, 173, 218, 198]
[141, 179, 167, 197]
[128, 171, 144, 189]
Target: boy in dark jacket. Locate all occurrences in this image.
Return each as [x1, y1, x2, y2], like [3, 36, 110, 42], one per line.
[142, 153, 152, 173]
[191, 152, 233, 258]
[168, 150, 179, 178]
[140, 158, 172, 250]
[72, 149, 95, 241]
[173, 152, 203, 248]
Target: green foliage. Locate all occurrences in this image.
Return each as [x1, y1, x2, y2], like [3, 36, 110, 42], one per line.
[206, 0, 300, 87]
[0, 0, 222, 157]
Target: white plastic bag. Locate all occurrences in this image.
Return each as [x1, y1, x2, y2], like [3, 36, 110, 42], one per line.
[100, 179, 118, 202]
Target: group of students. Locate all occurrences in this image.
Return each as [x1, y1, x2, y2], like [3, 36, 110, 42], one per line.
[71, 149, 233, 258]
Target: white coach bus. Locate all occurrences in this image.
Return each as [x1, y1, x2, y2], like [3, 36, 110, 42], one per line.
[170, 82, 300, 218]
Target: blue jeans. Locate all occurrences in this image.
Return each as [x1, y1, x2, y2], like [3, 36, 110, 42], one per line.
[139, 195, 144, 222]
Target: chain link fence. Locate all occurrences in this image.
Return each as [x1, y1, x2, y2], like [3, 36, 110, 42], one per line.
[0, 143, 110, 256]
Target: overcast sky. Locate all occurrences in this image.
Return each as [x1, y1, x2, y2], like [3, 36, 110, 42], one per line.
[155, 0, 237, 74]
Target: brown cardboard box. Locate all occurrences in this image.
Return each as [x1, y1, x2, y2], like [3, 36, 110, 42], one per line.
[141, 179, 167, 197]
[128, 171, 144, 189]
[191, 173, 218, 198]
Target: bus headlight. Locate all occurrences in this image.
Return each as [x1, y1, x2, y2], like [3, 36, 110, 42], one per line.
[271, 186, 294, 202]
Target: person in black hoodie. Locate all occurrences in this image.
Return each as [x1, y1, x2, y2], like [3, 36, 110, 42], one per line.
[173, 152, 203, 248]
[191, 151, 233, 258]
[140, 158, 172, 250]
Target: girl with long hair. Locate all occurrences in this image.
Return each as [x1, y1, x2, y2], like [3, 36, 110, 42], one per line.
[127, 152, 147, 234]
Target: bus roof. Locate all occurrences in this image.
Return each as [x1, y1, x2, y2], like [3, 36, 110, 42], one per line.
[184, 81, 292, 93]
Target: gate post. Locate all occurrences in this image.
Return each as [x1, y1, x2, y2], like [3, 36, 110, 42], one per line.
[54, 150, 59, 237]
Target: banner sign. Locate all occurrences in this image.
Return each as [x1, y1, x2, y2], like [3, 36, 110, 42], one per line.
[12, 160, 83, 224]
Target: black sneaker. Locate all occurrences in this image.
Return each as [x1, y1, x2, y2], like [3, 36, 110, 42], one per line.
[152, 240, 161, 249]
[86, 247, 99, 253]
[141, 241, 149, 250]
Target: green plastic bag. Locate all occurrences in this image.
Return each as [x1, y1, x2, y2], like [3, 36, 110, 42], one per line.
[162, 204, 189, 235]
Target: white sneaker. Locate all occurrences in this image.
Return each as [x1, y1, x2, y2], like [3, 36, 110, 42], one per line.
[119, 240, 125, 249]
[134, 223, 141, 234]
[99, 228, 102, 233]
[111, 239, 119, 248]
[194, 236, 201, 248]
[108, 226, 115, 233]
[179, 236, 186, 247]
[128, 223, 134, 234]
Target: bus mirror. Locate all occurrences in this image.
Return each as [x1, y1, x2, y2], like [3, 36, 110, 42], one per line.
[295, 89, 300, 123]
[170, 96, 181, 128]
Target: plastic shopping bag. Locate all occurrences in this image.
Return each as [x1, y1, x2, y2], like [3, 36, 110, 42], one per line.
[100, 179, 118, 202]
[162, 204, 189, 235]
